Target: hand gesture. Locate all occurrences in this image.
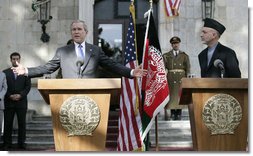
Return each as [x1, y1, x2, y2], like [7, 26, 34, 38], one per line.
[132, 64, 147, 77]
[11, 61, 26, 76]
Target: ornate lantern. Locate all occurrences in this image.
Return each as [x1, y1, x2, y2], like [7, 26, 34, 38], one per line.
[32, 0, 53, 43]
[202, 0, 215, 20]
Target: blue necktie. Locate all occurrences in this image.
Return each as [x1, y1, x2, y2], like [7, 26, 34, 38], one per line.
[78, 44, 85, 59]
[14, 72, 17, 80]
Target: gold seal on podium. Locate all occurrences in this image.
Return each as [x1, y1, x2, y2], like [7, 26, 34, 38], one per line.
[202, 93, 242, 135]
[59, 95, 100, 136]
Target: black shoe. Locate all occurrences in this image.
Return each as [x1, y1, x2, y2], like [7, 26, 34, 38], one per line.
[174, 115, 181, 120]
[177, 109, 182, 120]
[170, 110, 176, 120]
[173, 109, 182, 120]
[0, 144, 11, 151]
[171, 114, 176, 120]
[18, 143, 26, 150]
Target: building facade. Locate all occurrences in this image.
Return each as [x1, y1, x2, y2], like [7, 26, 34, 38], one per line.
[0, 0, 248, 115]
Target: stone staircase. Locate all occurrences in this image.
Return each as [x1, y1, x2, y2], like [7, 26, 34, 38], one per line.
[23, 114, 54, 149]
[0, 112, 55, 150]
[0, 109, 193, 151]
[149, 109, 193, 150]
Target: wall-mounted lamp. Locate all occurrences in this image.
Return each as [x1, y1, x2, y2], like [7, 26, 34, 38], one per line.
[32, 0, 53, 43]
[201, 0, 215, 20]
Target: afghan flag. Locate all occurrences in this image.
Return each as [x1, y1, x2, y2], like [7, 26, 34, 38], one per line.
[141, 9, 170, 141]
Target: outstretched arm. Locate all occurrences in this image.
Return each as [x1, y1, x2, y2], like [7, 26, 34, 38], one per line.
[11, 61, 27, 76]
[12, 53, 60, 78]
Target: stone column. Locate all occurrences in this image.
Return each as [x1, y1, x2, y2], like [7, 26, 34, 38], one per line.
[79, 0, 94, 44]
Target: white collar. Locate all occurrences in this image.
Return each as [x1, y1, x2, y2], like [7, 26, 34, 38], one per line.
[173, 50, 179, 56]
[74, 42, 86, 57]
[74, 41, 86, 48]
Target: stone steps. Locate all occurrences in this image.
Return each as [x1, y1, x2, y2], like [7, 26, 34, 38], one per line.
[149, 109, 192, 148]
[0, 108, 193, 151]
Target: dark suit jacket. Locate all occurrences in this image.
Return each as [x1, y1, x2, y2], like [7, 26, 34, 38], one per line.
[198, 42, 241, 78]
[28, 42, 132, 78]
[3, 68, 31, 109]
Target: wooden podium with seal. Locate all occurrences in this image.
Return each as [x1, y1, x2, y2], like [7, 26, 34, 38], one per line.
[37, 78, 121, 151]
[179, 78, 248, 151]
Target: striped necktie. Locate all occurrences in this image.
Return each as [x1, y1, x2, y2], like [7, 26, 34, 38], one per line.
[78, 44, 85, 59]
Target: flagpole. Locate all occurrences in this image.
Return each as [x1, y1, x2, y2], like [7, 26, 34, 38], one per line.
[148, 0, 159, 151]
[155, 116, 159, 151]
[130, 0, 140, 117]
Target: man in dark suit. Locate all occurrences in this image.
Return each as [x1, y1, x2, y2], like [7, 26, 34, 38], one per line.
[198, 18, 241, 78]
[12, 20, 146, 78]
[2, 52, 31, 150]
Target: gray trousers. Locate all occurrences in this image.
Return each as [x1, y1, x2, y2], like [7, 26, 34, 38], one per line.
[0, 109, 3, 134]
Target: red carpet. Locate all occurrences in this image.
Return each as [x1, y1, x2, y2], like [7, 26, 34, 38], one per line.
[3, 147, 193, 152]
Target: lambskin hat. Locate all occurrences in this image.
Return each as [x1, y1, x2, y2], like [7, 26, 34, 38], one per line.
[170, 36, 181, 44]
[204, 18, 226, 35]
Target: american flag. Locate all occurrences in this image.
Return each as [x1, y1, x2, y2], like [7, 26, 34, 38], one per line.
[117, 3, 143, 151]
[164, 0, 181, 17]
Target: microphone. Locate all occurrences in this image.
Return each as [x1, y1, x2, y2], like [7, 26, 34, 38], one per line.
[214, 59, 225, 78]
[214, 59, 224, 70]
[76, 57, 84, 78]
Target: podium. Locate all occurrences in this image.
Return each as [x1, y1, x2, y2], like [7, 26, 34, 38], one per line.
[179, 78, 248, 151]
[37, 78, 121, 151]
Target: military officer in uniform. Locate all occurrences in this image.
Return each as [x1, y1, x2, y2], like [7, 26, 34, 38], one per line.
[163, 36, 190, 120]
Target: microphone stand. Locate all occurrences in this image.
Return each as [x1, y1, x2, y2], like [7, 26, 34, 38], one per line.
[221, 69, 225, 78]
[76, 58, 84, 79]
[78, 64, 82, 78]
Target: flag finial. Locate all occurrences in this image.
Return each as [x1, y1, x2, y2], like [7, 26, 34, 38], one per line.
[149, 0, 153, 9]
